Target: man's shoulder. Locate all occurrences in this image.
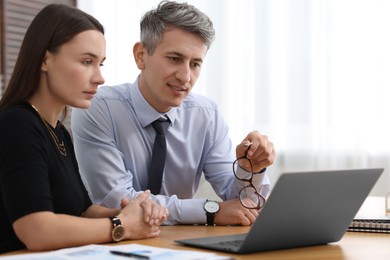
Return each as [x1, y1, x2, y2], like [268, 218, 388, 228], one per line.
[183, 92, 218, 110]
[95, 82, 132, 101]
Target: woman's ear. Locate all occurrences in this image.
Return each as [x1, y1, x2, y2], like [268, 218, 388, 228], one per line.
[41, 51, 50, 72]
[133, 42, 146, 70]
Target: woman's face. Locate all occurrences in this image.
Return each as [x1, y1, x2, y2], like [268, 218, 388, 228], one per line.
[40, 29, 106, 109]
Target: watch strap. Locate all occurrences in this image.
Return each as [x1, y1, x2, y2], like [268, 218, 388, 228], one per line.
[206, 212, 216, 226]
[110, 217, 121, 227]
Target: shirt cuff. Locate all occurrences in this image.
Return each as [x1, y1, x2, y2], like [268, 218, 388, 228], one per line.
[180, 198, 208, 224]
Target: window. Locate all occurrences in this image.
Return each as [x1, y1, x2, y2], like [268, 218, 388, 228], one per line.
[0, 0, 76, 97]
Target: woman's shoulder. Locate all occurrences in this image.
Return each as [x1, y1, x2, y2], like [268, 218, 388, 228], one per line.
[0, 103, 41, 133]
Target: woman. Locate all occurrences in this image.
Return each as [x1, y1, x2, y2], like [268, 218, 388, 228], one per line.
[0, 4, 168, 254]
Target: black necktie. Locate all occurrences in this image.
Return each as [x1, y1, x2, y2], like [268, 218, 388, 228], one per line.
[147, 118, 170, 194]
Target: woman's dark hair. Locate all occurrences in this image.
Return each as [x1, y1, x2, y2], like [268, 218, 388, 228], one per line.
[0, 4, 104, 115]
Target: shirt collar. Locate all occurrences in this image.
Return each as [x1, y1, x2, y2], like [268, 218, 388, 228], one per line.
[131, 77, 177, 128]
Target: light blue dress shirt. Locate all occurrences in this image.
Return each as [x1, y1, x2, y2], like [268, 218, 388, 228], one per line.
[71, 78, 270, 225]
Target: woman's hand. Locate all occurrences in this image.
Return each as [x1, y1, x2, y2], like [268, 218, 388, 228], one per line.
[118, 190, 168, 239]
[120, 190, 169, 225]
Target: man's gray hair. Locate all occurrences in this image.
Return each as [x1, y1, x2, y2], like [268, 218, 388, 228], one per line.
[140, 0, 215, 55]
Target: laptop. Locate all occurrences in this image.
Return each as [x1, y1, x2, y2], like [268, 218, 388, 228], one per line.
[175, 168, 383, 254]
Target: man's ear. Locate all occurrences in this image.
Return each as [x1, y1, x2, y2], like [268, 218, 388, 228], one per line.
[41, 51, 50, 72]
[133, 42, 146, 70]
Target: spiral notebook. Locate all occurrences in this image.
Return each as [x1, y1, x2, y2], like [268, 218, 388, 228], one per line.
[348, 216, 390, 233]
[176, 168, 383, 254]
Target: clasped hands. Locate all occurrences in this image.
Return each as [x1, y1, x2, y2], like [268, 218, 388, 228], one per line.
[117, 190, 169, 239]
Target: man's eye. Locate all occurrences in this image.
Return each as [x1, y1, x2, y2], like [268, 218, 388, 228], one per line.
[168, 56, 180, 62]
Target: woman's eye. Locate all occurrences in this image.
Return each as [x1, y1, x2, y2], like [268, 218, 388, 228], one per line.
[191, 62, 201, 68]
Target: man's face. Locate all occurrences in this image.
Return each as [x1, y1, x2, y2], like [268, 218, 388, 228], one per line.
[137, 28, 208, 113]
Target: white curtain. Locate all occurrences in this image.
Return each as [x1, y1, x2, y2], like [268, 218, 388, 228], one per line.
[78, 0, 390, 196]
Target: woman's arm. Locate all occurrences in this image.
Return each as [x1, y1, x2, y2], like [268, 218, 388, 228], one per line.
[81, 204, 119, 218]
[83, 192, 169, 225]
[13, 191, 167, 251]
[13, 211, 113, 251]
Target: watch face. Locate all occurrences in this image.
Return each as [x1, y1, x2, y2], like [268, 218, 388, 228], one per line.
[112, 225, 125, 242]
[205, 201, 220, 214]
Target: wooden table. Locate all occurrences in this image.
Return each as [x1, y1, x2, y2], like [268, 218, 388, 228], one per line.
[3, 225, 390, 259]
[3, 197, 390, 259]
[126, 196, 390, 259]
[116, 225, 390, 260]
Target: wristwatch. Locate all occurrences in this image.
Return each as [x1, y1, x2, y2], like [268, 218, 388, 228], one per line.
[204, 200, 220, 226]
[110, 217, 125, 242]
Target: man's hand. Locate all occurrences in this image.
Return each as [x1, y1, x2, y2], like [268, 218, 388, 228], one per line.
[236, 130, 275, 173]
[214, 199, 259, 226]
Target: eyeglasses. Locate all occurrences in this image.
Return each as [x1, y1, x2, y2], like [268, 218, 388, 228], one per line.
[233, 157, 266, 210]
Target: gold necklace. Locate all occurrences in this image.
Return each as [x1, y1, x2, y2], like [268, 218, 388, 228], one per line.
[30, 104, 67, 156]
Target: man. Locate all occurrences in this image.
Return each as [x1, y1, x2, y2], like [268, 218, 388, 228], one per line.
[72, 0, 275, 226]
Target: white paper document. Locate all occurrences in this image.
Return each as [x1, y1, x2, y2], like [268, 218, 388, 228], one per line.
[1, 243, 233, 260]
